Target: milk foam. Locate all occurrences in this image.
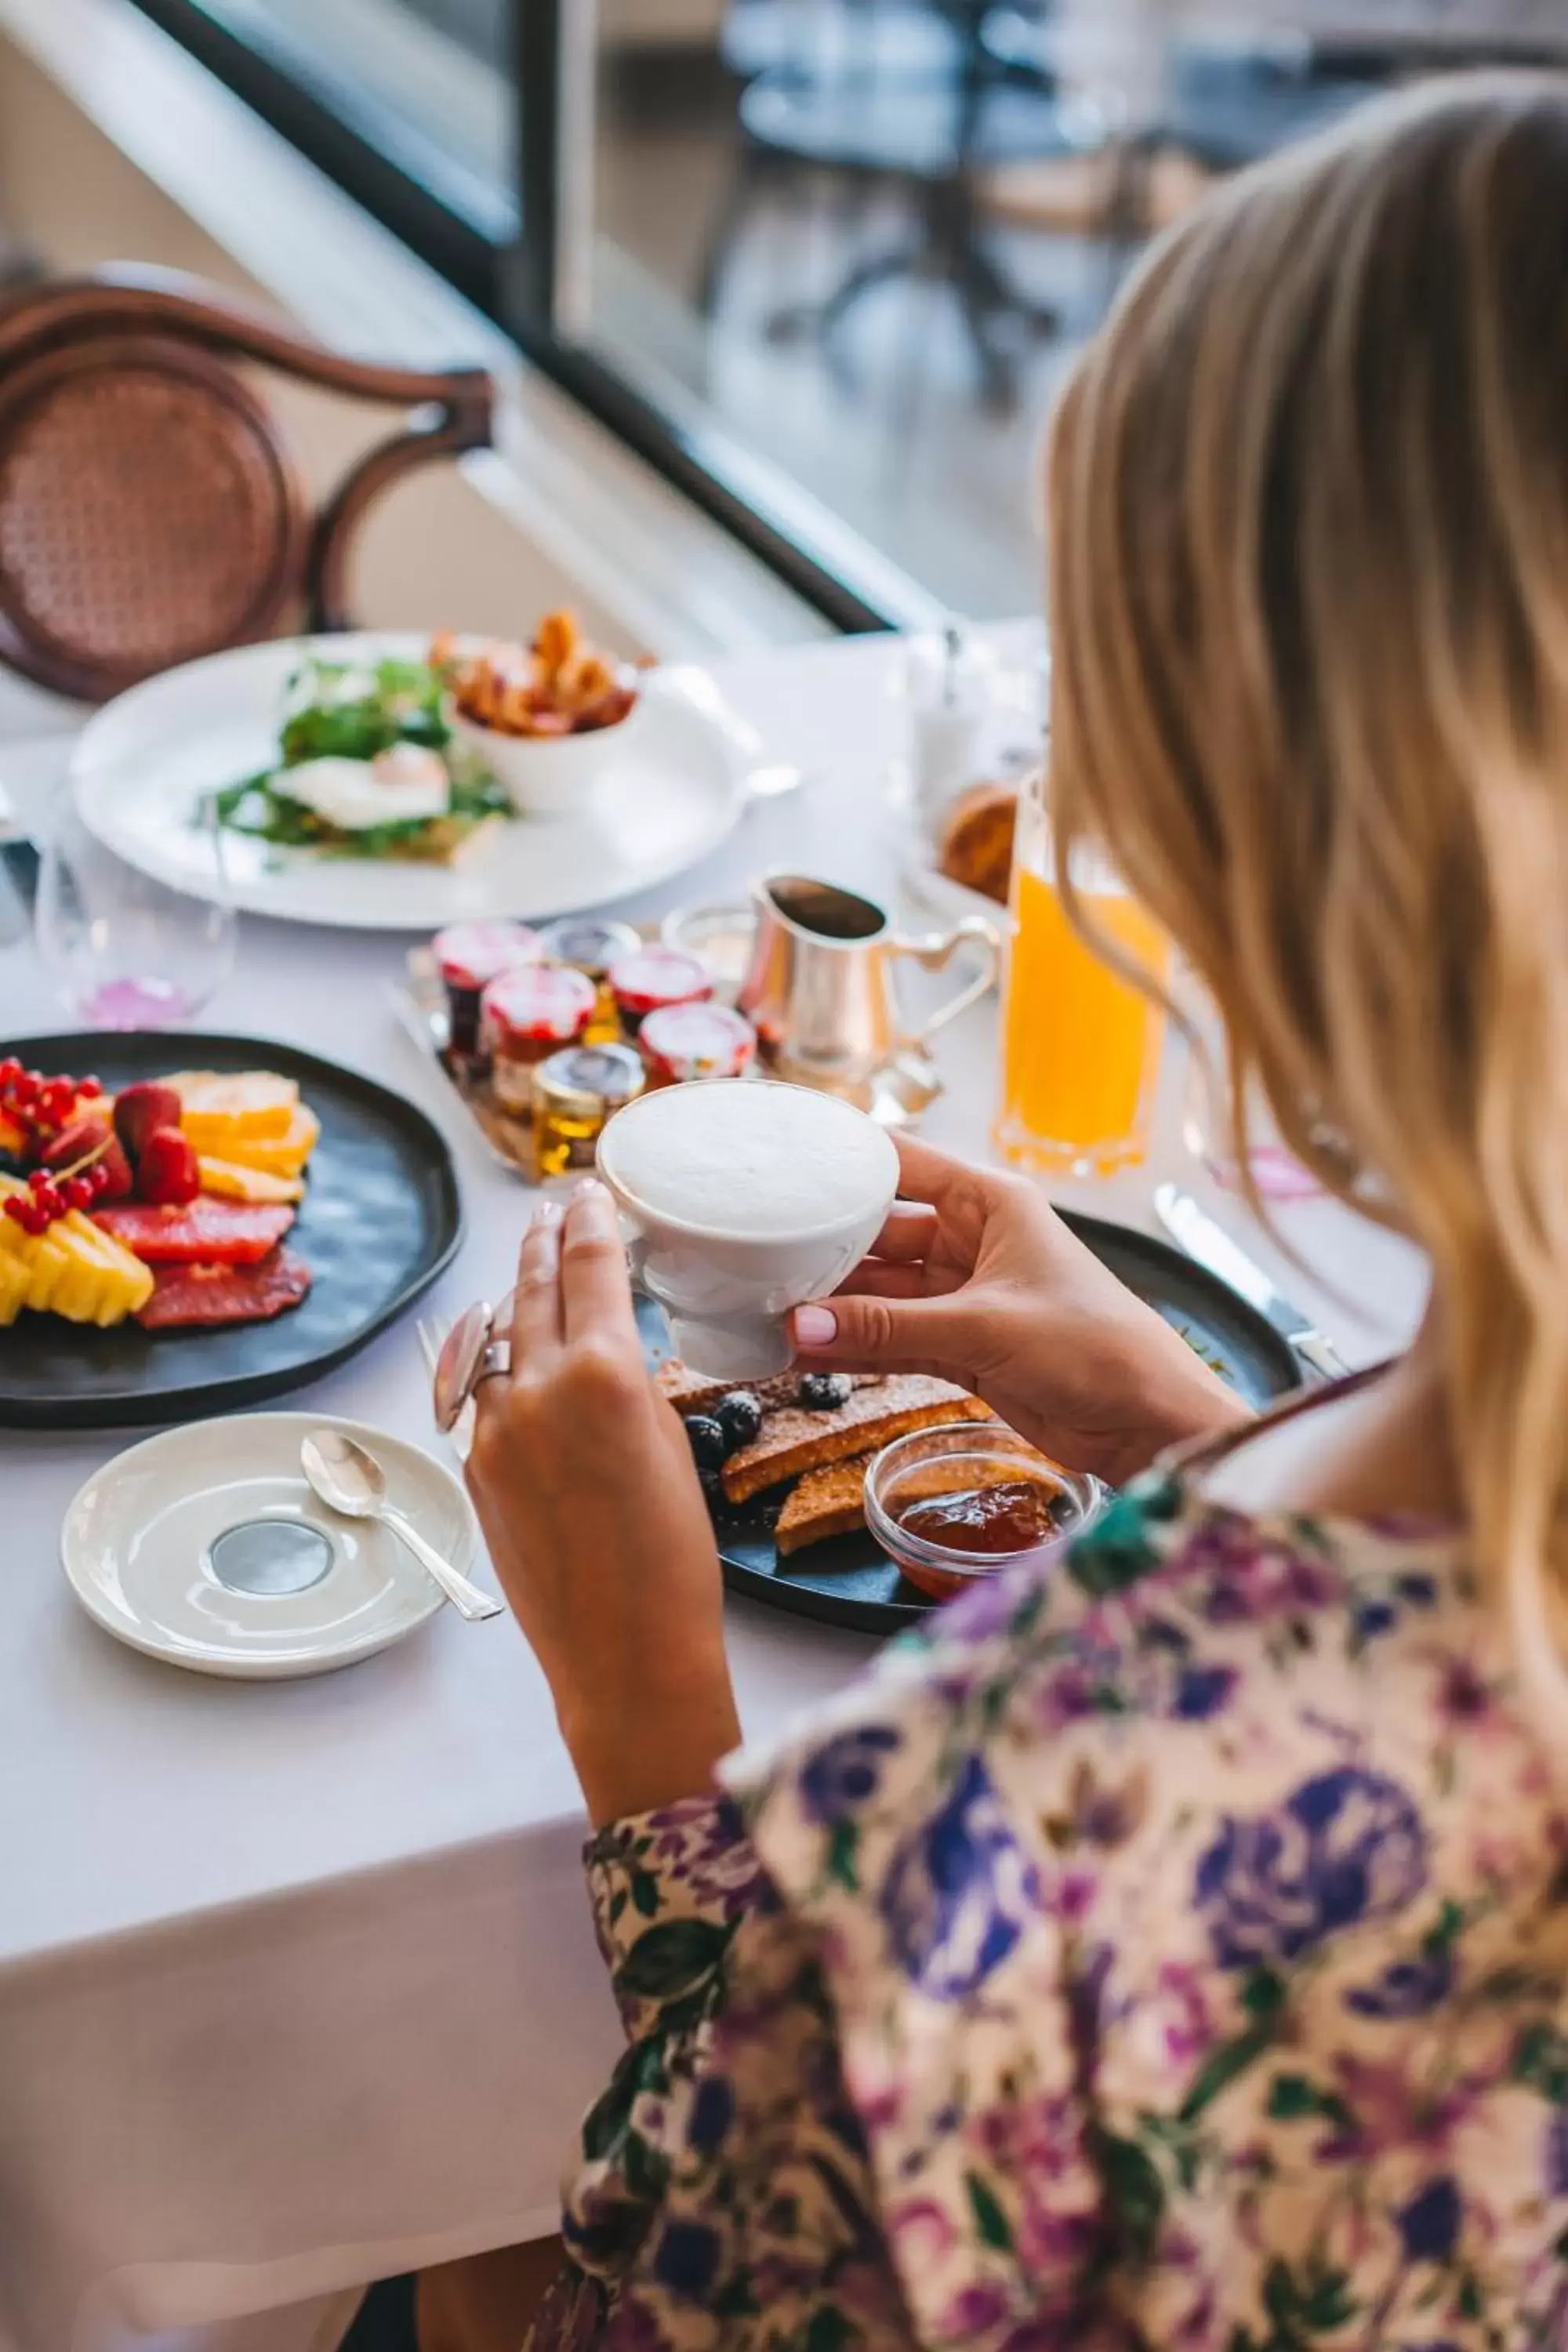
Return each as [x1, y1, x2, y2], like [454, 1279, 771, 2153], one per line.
[601, 1080, 897, 1235]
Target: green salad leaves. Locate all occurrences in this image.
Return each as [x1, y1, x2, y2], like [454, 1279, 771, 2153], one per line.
[209, 655, 509, 860]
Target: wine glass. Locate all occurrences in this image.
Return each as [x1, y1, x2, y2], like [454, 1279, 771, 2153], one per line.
[34, 796, 236, 1029]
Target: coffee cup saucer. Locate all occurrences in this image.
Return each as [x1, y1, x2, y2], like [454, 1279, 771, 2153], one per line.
[60, 1412, 484, 1679]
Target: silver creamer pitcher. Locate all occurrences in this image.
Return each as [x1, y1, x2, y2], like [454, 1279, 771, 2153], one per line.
[735, 873, 1000, 1113]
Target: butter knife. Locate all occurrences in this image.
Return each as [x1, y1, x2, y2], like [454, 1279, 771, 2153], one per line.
[1152, 1183, 1348, 1382]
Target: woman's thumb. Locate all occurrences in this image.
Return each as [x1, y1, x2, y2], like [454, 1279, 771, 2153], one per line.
[789, 1292, 956, 1377]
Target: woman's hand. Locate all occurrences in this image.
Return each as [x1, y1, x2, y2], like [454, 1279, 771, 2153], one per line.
[789, 1137, 1250, 1486]
[465, 1182, 740, 1827]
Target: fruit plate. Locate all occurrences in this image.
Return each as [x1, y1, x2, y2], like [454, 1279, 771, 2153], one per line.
[695, 1210, 1308, 1636]
[70, 633, 758, 932]
[0, 1033, 461, 1429]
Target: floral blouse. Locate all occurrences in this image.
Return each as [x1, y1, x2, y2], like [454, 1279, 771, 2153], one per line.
[528, 1468, 1568, 2351]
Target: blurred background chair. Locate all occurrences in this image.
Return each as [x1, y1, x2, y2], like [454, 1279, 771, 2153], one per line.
[699, 0, 1113, 412]
[0, 266, 494, 703]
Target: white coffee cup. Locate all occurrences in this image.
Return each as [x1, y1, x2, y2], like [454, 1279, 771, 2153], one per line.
[597, 1077, 899, 1380]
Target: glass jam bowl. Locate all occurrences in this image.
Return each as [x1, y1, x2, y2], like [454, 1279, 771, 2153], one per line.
[865, 1423, 1102, 1604]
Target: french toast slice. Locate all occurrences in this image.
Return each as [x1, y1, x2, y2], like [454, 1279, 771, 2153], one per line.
[720, 1376, 993, 1504]
[655, 1362, 877, 1417]
[775, 1455, 876, 1554]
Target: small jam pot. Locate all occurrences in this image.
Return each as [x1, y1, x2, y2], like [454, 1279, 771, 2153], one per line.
[608, 945, 712, 1037]
[640, 1001, 757, 1087]
[434, 920, 543, 1058]
[539, 916, 642, 1043]
[660, 903, 755, 1003]
[865, 1424, 1102, 1605]
[481, 964, 597, 1115]
[532, 1043, 645, 1177]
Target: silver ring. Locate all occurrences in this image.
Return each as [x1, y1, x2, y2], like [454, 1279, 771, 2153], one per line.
[474, 1340, 511, 1390]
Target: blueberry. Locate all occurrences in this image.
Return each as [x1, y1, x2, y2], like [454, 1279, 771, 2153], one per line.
[797, 1372, 851, 1411]
[684, 1414, 728, 1472]
[697, 1463, 726, 1505]
[714, 1391, 763, 1450]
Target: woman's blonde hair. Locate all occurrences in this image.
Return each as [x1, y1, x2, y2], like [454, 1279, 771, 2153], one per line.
[1048, 73, 1568, 1655]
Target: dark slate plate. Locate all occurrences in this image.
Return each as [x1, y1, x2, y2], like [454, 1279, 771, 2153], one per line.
[0, 1032, 461, 1428]
[677, 1207, 1305, 1637]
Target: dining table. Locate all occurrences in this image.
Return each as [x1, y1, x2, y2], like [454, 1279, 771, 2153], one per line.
[0, 626, 1427, 2352]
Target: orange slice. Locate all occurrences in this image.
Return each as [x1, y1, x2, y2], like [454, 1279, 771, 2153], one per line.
[198, 1155, 306, 1205]
[203, 1104, 321, 1177]
[170, 1071, 300, 1145]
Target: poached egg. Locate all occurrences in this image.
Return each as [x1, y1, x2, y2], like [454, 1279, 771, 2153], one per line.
[270, 745, 451, 831]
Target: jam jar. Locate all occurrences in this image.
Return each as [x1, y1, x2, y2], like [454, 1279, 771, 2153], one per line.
[640, 1001, 757, 1087]
[864, 1423, 1102, 1605]
[538, 916, 641, 1044]
[433, 920, 543, 1058]
[532, 1043, 645, 1177]
[608, 945, 712, 1038]
[480, 965, 597, 1115]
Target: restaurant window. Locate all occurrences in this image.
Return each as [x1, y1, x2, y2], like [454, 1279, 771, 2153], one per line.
[129, 0, 1568, 630]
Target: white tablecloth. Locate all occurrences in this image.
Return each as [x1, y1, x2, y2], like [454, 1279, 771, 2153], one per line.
[0, 633, 1426, 2352]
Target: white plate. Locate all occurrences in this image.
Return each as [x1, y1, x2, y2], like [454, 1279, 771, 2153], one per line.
[60, 1411, 486, 1678]
[70, 633, 753, 931]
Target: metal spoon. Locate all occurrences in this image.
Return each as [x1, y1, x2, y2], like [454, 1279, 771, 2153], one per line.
[299, 1431, 503, 1623]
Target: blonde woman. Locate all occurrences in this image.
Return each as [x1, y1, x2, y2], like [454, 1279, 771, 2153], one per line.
[439, 72, 1568, 2352]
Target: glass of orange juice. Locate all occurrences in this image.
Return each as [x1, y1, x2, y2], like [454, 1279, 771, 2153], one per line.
[993, 769, 1169, 1174]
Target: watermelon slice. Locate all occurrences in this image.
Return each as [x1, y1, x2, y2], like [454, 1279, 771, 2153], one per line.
[135, 1247, 313, 1330]
[95, 1199, 296, 1266]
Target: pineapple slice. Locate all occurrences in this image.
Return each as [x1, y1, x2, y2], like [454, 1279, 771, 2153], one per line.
[0, 1179, 154, 1323]
[198, 1154, 305, 1205]
[58, 1212, 154, 1324]
[21, 1226, 74, 1314]
[0, 1249, 28, 1326]
[0, 1178, 30, 1260]
[171, 1070, 299, 1146]
[0, 1180, 70, 1311]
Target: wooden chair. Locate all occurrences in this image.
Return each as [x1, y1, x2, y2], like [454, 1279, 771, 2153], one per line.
[0, 264, 495, 702]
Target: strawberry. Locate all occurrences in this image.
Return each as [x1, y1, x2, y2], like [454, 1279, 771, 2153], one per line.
[136, 1125, 201, 1207]
[90, 1134, 135, 1204]
[42, 1116, 111, 1169]
[114, 1081, 185, 1163]
[41, 1118, 136, 1204]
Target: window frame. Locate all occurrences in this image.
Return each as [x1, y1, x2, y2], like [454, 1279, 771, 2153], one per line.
[128, 0, 938, 633]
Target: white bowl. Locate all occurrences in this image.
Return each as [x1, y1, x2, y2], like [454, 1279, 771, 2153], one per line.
[597, 1078, 899, 1381]
[452, 695, 644, 818]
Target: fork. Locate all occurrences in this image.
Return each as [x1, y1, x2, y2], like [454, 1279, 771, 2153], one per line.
[416, 1314, 447, 1385]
